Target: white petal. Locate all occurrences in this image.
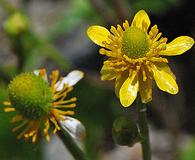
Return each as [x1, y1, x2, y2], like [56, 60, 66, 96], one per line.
[33, 70, 40, 76]
[55, 70, 84, 91]
[59, 116, 86, 142]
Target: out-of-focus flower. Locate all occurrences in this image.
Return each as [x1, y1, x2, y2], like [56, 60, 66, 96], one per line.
[3, 12, 30, 36]
[3, 69, 84, 143]
[87, 10, 194, 107]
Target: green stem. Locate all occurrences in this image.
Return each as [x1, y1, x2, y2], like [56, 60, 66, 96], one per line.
[136, 97, 151, 160]
[0, 66, 11, 83]
[57, 123, 89, 160]
[11, 36, 26, 73]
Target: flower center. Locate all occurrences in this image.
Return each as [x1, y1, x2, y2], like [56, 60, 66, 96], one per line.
[8, 72, 52, 119]
[121, 27, 149, 58]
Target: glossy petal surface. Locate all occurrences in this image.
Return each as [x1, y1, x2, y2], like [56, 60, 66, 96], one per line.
[139, 76, 152, 103]
[55, 70, 84, 91]
[119, 70, 138, 107]
[87, 25, 111, 47]
[115, 71, 128, 97]
[101, 63, 117, 80]
[131, 10, 151, 30]
[151, 63, 178, 94]
[160, 36, 194, 56]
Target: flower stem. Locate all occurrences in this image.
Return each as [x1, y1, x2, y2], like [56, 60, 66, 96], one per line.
[136, 97, 151, 160]
[57, 123, 88, 160]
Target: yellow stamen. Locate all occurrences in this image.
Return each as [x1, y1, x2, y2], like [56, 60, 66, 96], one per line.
[61, 97, 77, 104]
[149, 25, 159, 40]
[123, 55, 146, 64]
[4, 107, 15, 112]
[117, 24, 124, 36]
[32, 134, 38, 143]
[12, 120, 28, 132]
[23, 121, 39, 143]
[44, 119, 50, 141]
[26, 130, 36, 137]
[99, 48, 120, 58]
[153, 32, 162, 42]
[53, 114, 64, 121]
[39, 68, 46, 77]
[136, 65, 141, 72]
[17, 122, 33, 139]
[3, 101, 11, 106]
[45, 134, 50, 142]
[53, 85, 73, 101]
[58, 87, 73, 99]
[110, 26, 120, 37]
[150, 57, 168, 63]
[50, 70, 59, 93]
[123, 20, 129, 30]
[141, 66, 147, 81]
[52, 109, 74, 116]
[44, 119, 50, 134]
[54, 103, 76, 109]
[49, 116, 60, 133]
[53, 97, 77, 106]
[11, 115, 23, 123]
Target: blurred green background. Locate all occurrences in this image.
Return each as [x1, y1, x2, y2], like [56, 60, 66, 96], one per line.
[0, 0, 194, 160]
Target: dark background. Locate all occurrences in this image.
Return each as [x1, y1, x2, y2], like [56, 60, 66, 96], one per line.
[0, 0, 194, 159]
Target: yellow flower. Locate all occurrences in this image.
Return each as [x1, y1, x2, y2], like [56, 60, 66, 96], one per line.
[87, 10, 194, 107]
[3, 69, 84, 143]
[4, 12, 29, 36]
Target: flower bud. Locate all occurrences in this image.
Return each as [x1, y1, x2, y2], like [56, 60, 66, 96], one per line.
[4, 12, 29, 36]
[112, 116, 142, 147]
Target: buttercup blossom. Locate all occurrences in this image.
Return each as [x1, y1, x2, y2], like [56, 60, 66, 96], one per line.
[87, 10, 194, 107]
[4, 69, 84, 143]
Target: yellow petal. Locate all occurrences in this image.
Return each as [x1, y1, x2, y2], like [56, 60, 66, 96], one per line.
[151, 63, 178, 94]
[139, 76, 152, 103]
[119, 70, 138, 107]
[101, 63, 117, 80]
[160, 36, 194, 56]
[154, 62, 176, 80]
[115, 71, 129, 97]
[131, 10, 151, 31]
[87, 25, 111, 47]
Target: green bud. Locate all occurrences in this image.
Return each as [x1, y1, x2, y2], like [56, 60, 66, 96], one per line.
[121, 27, 149, 58]
[112, 116, 142, 147]
[8, 72, 52, 119]
[4, 12, 29, 36]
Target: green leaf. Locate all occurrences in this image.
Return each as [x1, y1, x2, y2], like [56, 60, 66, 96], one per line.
[180, 139, 195, 160]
